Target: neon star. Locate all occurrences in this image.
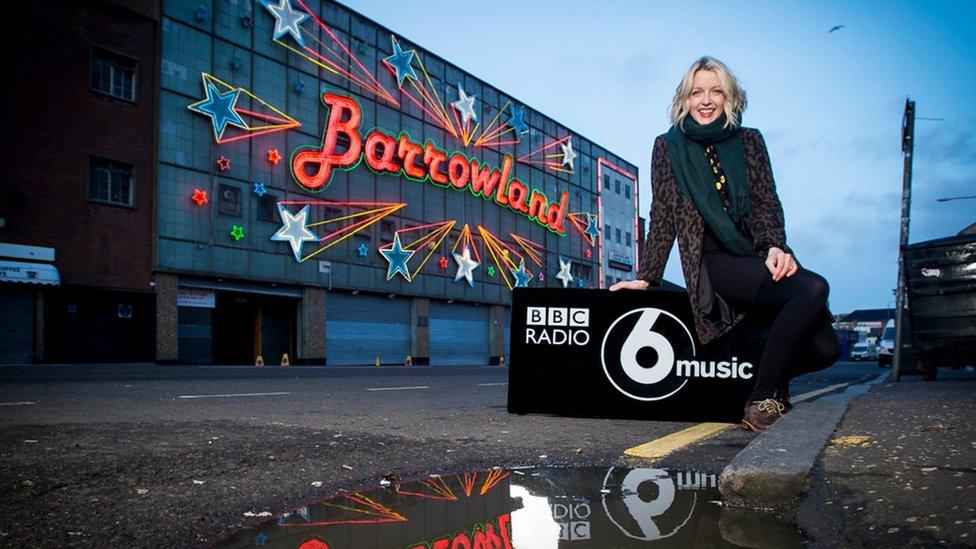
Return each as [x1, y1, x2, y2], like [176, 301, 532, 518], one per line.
[507, 104, 529, 135]
[271, 205, 319, 261]
[585, 213, 600, 241]
[216, 155, 231, 171]
[357, 243, 369, 257]
[380, 233, 415, 281]
[384, 36, 418, 87]
[452, 246, 480, 288]
[559, 138, 578, 170]
[538, 272, 545, 282]
[188, 80, 246, 142]
[438, 256, 449, 270]
[254, 532, 268, 545]
[252, 182, 267, 197]
[263, 0, 309, 47]
[451, 83, 477, 126]
[556, 256, 574, 288]
[230, 225, 245, 241]
[584, 248, 592, 259]
[576, 278, 585, 288]
[191, 188, 208, 206]
[511, 259, 532, 288]
[487, 265, 496, 277]
[267, 148, 281, 164]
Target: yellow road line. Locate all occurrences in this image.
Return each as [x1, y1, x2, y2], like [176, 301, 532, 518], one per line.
[624, 422, 733, 460]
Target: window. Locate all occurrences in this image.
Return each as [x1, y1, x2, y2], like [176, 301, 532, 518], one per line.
[88, 157, 134, 207]
[90, 48, 137, 101]
[218, 184, 242, 216]
[602, 174, 610, 190]
[615, 228, 622, 244]
[257, 193, 279, 222]
[626, 231, 632, 246]
[615, 179, 621, 194]
[380, 220, 395, 240]
[604, 224, 611, 238]
[625, 184, 631, 199]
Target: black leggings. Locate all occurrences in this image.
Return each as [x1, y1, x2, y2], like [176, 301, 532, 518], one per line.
[704, 254, 841, 400]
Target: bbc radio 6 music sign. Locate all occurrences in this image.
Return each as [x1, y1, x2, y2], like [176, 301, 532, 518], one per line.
[508, 288, 759, 422]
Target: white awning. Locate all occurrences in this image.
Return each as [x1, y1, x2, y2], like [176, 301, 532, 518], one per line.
[0, 260, 60, 286]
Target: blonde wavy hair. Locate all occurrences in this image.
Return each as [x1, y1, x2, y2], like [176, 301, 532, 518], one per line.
[668, 56, 747, 130]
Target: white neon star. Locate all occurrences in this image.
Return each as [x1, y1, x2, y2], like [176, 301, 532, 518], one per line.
[556, 256, 574, 288]
[452, 246, 480, 287]
[451, 84, 477, 126]
[559, 137, 578, 170]
[272, 204, 319, 261]
[265, 0, 309, 46]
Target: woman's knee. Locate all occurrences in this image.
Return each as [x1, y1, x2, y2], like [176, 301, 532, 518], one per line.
[797, 271, 829, 307]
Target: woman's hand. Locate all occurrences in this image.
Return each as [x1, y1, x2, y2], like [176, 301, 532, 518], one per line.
[765, 246, 798, 281]
[609, 279, 650, 291]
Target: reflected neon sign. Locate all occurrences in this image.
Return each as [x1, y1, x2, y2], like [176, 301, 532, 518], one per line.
[291, 93, 570, 236]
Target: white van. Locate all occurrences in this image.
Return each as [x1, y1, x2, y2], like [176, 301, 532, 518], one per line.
[877, 319, 895, 367]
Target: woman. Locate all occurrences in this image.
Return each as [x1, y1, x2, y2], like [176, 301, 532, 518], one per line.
[611, 56, 839, 434]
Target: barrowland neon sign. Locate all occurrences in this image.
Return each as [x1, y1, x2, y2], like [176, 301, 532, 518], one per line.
[290, 93, 572, 236]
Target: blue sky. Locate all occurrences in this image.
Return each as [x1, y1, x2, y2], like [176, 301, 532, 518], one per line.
[344, 0, 976, 313]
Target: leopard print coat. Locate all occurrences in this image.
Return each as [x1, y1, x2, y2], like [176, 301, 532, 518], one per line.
[637, 128, 790, 345]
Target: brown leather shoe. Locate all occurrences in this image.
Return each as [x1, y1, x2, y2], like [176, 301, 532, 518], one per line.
[741, 398, 785, 434]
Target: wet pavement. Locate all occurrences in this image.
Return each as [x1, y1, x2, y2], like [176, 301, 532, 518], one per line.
[215, 467, 804, 548]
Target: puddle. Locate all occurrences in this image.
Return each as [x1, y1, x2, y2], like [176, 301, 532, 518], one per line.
[215, 467, 804, 547]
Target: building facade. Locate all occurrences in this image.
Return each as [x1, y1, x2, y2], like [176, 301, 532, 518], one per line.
[2, 0, 639, 365]
[1, 0, 159, 364]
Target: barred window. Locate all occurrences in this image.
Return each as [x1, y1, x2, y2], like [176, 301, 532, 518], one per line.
[257, 193, 279, 222]
[88, 158, 134, 207]
[90, 48, 137, 102]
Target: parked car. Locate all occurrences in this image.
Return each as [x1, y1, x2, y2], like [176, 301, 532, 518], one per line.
[851, 342, 878, 361]
[877, 319, 895, 367]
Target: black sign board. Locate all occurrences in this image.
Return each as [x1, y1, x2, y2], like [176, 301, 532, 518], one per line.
[508, 288, 765, 423]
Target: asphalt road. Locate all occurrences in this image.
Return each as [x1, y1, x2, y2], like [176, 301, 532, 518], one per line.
[0, 360, 879, 546]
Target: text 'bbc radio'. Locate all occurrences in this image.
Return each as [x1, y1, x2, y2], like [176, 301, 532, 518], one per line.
[525, 307, 590, 346]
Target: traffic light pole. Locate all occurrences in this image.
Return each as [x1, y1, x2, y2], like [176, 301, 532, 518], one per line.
[892, 98, 915, 381]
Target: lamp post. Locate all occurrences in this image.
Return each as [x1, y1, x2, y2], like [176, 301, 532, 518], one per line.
[892, 99, 915, 381]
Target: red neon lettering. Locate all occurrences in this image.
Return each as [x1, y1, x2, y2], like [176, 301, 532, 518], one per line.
[365, 132, 398, 173]
[451, 533, 472, 549]
[424, 141, 449, 186]
[494, 155, 512, 205]
[528, 190, 549, 223]
[398, 134, 426, 179]
[498, 513, 513, 549]
[506, 180, 529, 213]
[292, 93, 362, 191]
[448, 153, 470, 189]
[546, 191, 570, 235]
[469, 159, 501, 198]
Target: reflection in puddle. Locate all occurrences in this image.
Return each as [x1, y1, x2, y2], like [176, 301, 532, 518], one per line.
[215, 467, 804, 548]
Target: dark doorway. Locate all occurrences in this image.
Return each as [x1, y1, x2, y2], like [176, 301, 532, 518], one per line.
[211, 292, 295, 365]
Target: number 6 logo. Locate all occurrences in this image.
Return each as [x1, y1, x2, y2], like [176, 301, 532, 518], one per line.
[600, 308, 696, 401]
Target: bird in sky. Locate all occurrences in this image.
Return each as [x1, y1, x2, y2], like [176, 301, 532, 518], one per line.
[828, 25, 845, 33]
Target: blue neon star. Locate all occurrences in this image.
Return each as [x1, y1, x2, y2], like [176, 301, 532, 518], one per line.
[188, 79, 245, 142]
[511, 259, 532, 288]
[357, 243, 369, 257]
[262, 0, 309, 47]
[577, 278, 585, 288]
[254, 531, 268, 545]
[507, 104, 529, 136]
[380, 233, 415, 281]
[252, 182, 267, 197]
[585, 213, 600, 241]
[384, 36, 418, 88]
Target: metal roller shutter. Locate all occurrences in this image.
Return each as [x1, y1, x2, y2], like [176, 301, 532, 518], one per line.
[429, 302, 489, 366]
[0, 289, 34, 364]
[326, 293, 410, 366]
